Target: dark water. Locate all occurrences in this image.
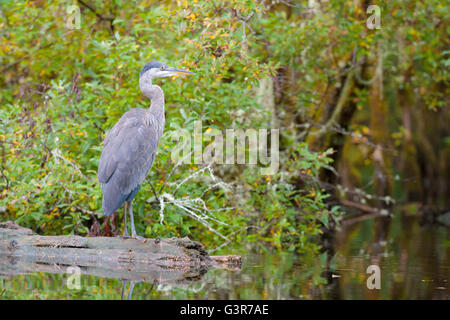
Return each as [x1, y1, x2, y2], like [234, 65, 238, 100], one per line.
[1, 212, 449, 299]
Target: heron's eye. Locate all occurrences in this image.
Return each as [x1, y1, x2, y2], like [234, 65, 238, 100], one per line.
[160, 66, 165, 71]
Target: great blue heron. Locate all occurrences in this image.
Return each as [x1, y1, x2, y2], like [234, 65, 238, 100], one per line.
[97, 60, 194, 238]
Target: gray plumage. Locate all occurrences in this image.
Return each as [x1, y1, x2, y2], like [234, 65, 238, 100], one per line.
[97, 60, 194, 238]
[98, 108, 162, 215]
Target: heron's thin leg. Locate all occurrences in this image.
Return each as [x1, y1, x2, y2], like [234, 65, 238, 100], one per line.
[121, 280, 128, 300]
[129, 201, 144, 239]
[127, 280, 141, 300]
[123, 202, 129, 237]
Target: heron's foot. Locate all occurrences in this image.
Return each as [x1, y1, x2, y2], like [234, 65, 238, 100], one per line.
[118, 234, 132, 239]
[131, 233, 145, 240]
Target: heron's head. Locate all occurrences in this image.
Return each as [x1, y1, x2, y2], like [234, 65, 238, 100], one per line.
[139, 60, 195, 83]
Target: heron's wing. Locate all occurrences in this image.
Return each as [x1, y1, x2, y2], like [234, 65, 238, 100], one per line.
[97, 109, 161, 195]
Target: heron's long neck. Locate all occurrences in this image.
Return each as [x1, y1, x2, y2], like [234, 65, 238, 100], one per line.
[140, 78, 165, 121]
[148, 85, 165, 120]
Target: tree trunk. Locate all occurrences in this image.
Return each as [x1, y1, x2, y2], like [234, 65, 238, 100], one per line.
[369, 42, 393, 206]
[0, 221, 241, 284]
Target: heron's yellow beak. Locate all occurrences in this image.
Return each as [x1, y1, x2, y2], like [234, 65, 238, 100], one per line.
[167, 67, 195, 77]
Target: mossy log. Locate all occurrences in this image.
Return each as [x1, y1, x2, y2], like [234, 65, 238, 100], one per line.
[0, 221, 241, 284]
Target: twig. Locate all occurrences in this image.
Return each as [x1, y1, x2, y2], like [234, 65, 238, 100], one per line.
[51, 149, 85, 178]
[298, 172, 396, 206]
[172, 163, 215, 197]
[77, 0, 114, 21]
[158, 150, 194, 195]
[339, 199, 379, 214]
[77, 0, 115, 35]
[148, 181, 160, 203]
[296, 121, 396, 152]
[309, 70, 354, 139]
[340, 211, 385, 226]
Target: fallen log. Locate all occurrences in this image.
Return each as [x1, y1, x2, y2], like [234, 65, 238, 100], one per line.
[0, 221, 241, 284]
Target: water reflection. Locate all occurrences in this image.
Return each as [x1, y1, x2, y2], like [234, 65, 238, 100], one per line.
[0, 211, 448, 299]
[328, 213, 449, 299]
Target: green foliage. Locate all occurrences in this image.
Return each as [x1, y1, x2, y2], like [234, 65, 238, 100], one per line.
[1, 0, 446, 256]
[0, 0, 342, 255]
